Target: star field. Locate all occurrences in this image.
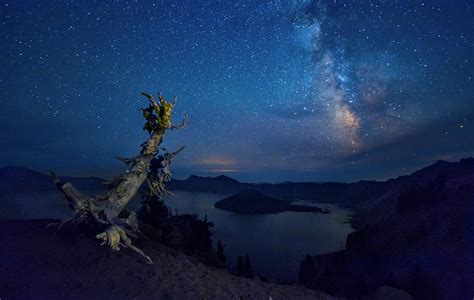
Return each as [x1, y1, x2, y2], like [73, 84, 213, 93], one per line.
[1, 1, 473, 182]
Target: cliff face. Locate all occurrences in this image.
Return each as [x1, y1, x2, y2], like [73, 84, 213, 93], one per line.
[299, 158, 474, 299]
[0, 219, 333, 300]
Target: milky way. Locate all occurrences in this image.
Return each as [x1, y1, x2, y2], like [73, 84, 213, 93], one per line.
[1, 1, 473, 182]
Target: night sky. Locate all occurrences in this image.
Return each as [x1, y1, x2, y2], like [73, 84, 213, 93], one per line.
[1, 1, 473, 182]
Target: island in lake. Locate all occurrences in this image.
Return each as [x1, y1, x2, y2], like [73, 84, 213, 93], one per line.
[214, 189, 330, 214]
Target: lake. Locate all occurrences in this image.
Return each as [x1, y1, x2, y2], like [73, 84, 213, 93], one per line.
[1, 188, 354, 282]
[161, 191, 355, 282]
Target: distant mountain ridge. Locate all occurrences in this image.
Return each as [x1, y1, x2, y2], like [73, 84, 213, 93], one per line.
[0, 166, 106, 193]
[168, 158, 474, 208]
[169, 174, 242, 194]
[2, 158, 474, 208]
[168, 173, 389, 204]
[0, 166, 107, 219]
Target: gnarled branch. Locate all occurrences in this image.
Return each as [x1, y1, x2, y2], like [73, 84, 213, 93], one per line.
[51, 90, 187, 264]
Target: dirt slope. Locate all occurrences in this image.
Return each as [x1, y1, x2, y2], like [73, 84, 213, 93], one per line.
[0, 219, 333, 300]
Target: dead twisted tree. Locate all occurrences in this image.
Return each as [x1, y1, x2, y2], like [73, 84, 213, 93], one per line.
[51, 91, 188, 264]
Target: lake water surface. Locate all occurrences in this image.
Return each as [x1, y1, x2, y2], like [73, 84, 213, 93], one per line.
[161, 191, 355, 282]
[2, 188, 354, 282]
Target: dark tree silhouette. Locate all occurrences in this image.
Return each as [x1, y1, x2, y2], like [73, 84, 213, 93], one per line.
[299, 255, 316, 287]
[236, 256, 245, 277]
[216, 240, 227, 264]
[235, 254, 254, 278]
[244, 254, 254, 278]
[138, 194, 171, 241]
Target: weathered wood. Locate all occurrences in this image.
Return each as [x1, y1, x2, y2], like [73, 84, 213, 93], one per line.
[51, 90, 187, 263]
[103, 128, 165, 220]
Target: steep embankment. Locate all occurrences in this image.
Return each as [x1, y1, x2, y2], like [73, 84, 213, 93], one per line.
[299, 158, 474, 300]
[0, 219, 333, 299]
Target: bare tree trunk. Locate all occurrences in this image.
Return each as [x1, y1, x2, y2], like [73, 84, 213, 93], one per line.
[103, 128, 165, 220]
[51, 91, 187, 263]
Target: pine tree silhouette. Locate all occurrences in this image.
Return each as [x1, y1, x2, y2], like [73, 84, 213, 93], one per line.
[216, 240, 227, 264]
[244, 254, 254, 278]
[236, 256, 245, 277]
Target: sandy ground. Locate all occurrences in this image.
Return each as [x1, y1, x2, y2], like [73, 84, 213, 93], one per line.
[0, 219, 334, 300]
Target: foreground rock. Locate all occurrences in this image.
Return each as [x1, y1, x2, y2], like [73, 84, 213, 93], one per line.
[0, 219, 333, 299]
[374, 286, 413, 300]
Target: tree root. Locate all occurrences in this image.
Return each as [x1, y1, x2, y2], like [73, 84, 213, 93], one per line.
[96, 225, 153, 264]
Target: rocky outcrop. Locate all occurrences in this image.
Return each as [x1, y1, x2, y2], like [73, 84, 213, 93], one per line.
[374, 286, 413, 300]
[299, 158, 474, 299]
